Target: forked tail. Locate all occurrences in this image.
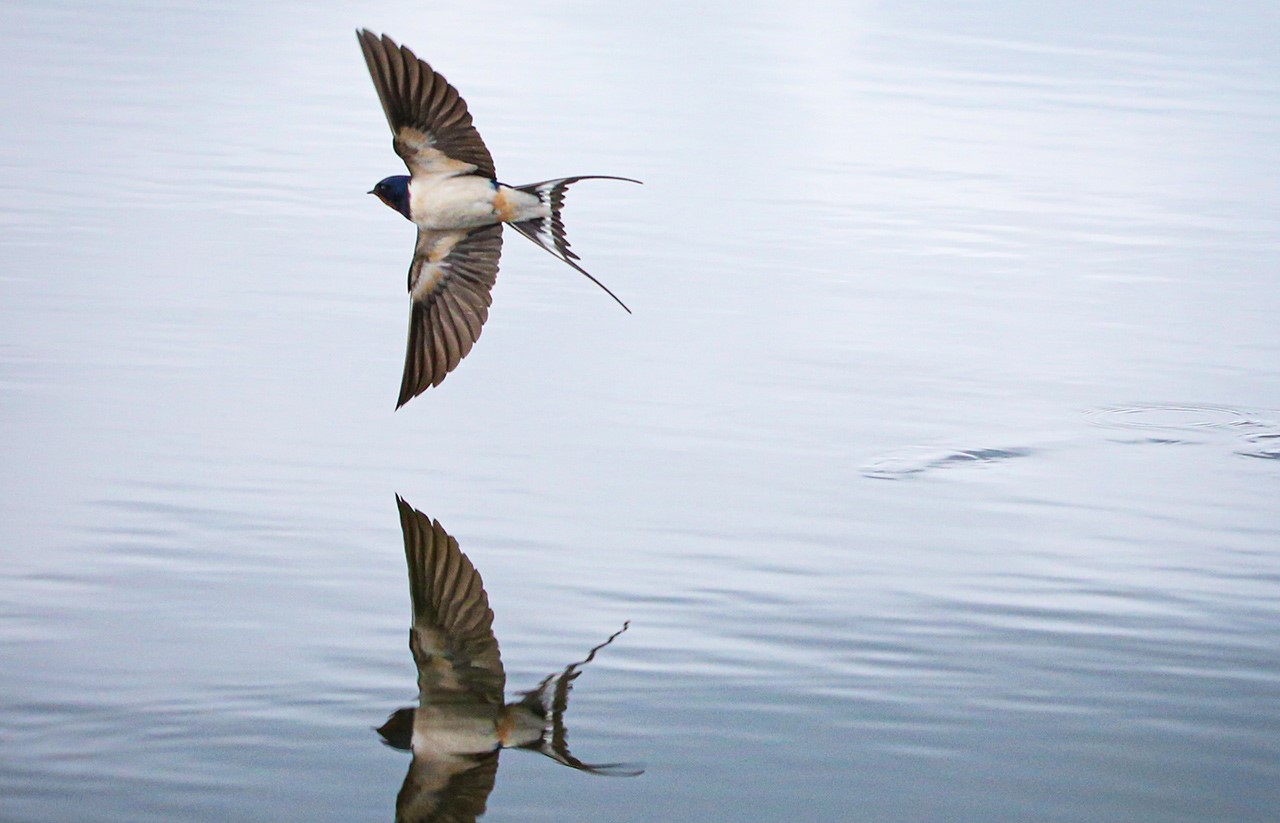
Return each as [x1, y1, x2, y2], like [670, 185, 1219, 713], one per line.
[508, 176, 641, 313]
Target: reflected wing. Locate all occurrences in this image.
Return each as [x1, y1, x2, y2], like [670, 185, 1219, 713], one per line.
[395, 749, 500, 823]
[515, 623, 643, 776]
[396, 497, 505, 703]
[357, 30, 495, 179]
[398, 224, 503, 407]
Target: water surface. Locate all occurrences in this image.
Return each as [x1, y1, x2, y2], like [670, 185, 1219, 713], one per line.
[2, 2, 1279, 821]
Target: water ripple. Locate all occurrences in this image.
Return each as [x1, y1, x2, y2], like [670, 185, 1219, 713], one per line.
[1085, 403, 1280, 458]
[862, 445, 1036, 479]
[1085, 403, 1272, 433]
[1238, 433, 1280, 461]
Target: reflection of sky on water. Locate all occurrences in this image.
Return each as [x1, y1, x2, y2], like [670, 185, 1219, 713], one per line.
[1, 2, 1278, 821]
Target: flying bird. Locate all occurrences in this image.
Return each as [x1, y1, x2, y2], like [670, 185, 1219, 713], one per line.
[356, 30, 639, 408]
[378, 496, 640, 822]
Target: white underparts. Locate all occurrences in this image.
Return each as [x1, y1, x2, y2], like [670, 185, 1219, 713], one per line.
[408, 174, 549, 230]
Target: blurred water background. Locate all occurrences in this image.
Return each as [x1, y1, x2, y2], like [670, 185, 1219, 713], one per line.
[1, 1, 1278, 821]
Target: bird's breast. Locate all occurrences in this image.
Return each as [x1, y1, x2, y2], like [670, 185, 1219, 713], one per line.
[413, 703, 503, 756]
[408, 174, 499, 230]
[408, 176, 547, 229]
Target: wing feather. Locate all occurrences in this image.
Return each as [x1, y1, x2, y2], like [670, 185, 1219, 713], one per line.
[398, 225, 502, 407]
[438, 288, 478, 344]
[357, 30, 496, 179]
[396, 497, 505, 704]
[395, 748, 500, 823]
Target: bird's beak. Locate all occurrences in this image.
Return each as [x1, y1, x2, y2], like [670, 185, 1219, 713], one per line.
[367, 189, 377, 195]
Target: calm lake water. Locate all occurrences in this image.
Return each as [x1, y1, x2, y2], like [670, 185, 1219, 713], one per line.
[2, 2, 1279, 821]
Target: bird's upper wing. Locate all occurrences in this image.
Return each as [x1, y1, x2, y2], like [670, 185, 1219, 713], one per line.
[396, 496, 505, 704]
[398, 224, 503, 407]
[395, 749, 500, 823]
[357, 30, 496, 179]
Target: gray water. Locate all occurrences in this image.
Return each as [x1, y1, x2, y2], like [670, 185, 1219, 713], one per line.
[2, 2, 1279, 821]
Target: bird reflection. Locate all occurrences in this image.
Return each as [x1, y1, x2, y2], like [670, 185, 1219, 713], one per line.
[379, 496, 641, 822]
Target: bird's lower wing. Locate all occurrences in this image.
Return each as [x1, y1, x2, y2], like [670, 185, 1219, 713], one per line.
[396, 748, 500, 823]
[399, 224, 503, 408]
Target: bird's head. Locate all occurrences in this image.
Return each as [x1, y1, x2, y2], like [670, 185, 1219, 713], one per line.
[369, 175, 412, 220]
[376, 706, 416, 751]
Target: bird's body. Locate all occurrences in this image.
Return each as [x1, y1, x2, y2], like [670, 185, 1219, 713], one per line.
[356, 30, 638, 408]
[405, 699, 553, 757]
[421, 179, 538, 229]
[377, 173, 547, 231]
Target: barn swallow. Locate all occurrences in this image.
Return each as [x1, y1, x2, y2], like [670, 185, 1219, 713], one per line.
[356, 30, 640, 408]
[378, 496, 641, 822]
